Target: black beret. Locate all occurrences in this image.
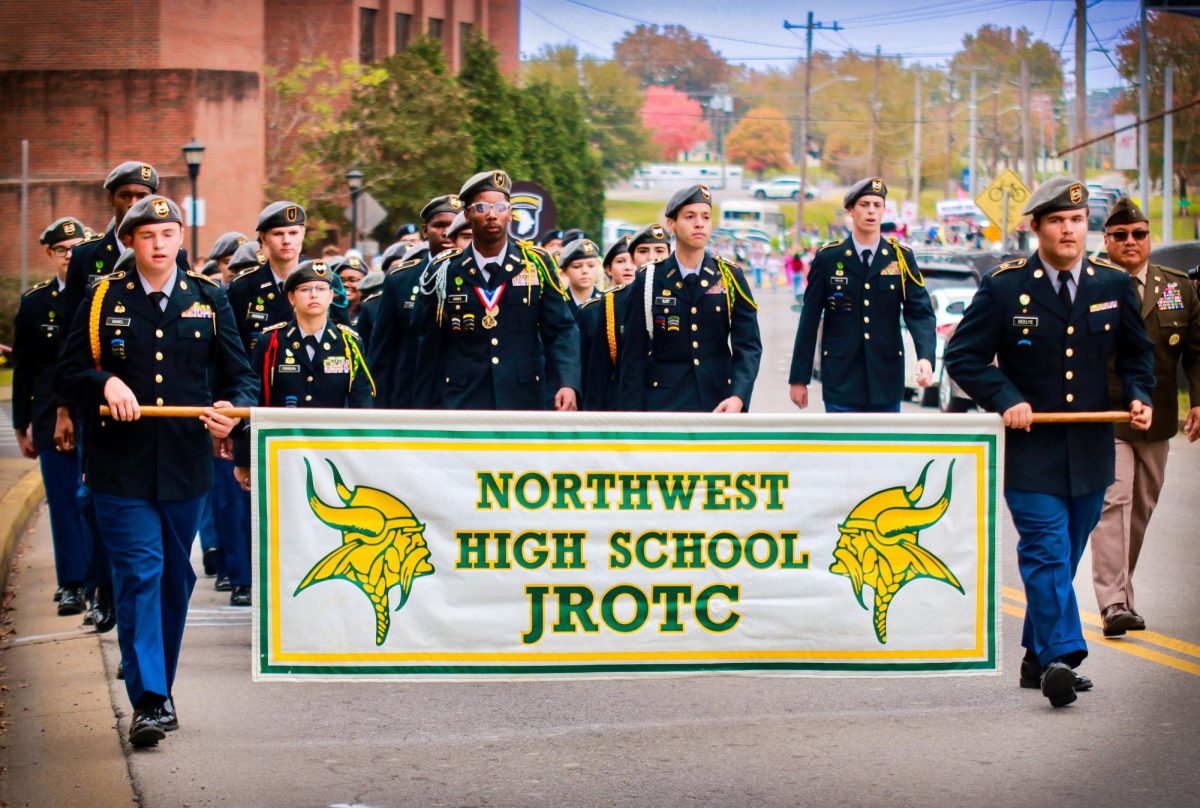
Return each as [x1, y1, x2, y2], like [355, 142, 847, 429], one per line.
[603, 236, 631, 267]
[117, 195, 182, 240]
[394, 222, 420, 239]
[538, 229, 565, 246]
[459, 169, 512, 202]
[448, 211, 470, 236]
[379, 241, 408, 273]
[40, 217, 86, 246]
[331, 255, 367, 276]
[558, 239, 600, 268]
[1022, 177, 1088, 218]
[665, 184, 712, 219]
[1104, 195, 1147, 228]
[844, 177, 887, 208]
[104, 161, 159, 192]
[257, 201, 306, 232]
[628, 223, 671, 253]
[201, 259, 221, 277]
[208, 231, 248, 260]
[358, 270, 386, 294]
[229, 242, 266, 272]
[283, 259, 335, 294]
[563, 228, 588, 243]
[402, 242, 430, 263]
[420, 194, 464, 222]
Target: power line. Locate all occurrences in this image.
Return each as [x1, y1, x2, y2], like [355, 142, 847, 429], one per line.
[560, 0, 803, 51]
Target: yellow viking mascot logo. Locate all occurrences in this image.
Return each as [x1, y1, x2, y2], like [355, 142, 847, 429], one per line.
[830, 460, 963, 644]
[297, 459, 434, 645]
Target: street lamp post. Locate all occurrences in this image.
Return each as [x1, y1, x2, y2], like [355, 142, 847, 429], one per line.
[182, 139, 205, 263]
[345, 169, 364, 252]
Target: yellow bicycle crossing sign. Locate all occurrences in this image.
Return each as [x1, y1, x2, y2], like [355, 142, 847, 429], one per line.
[975, 169, 1030, 233]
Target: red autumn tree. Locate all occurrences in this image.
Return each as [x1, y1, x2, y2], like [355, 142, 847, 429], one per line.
[640, 85, 713, 161]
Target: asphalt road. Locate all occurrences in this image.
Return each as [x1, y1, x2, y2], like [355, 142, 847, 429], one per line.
[14, 292, 1200, 807]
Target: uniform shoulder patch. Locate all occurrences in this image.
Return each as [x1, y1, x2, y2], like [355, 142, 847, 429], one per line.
[361, 290, 383, 303]
[79, 231, 105, 245]
[993, 258, 1027, 275]
[820, 239, 845, 251]
[336, 323, 361, 338]
[91, 271, 124, 286]
[230, 267, 258, 283]
[1088, 255, 1121, 271]
[431, 248, 462, 264]
[262, 321, 287, 333]
[579, 296, 604, 309]
[187, 270, 220, 286]
[22, 278, 54, 296]
[1159, 265, 1191, 280]
[392, 257, 422, 273]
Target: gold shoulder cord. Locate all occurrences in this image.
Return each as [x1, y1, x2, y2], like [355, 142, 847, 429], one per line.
[341, 328, 377, 397]
[518, 241, 568, 300]
[715, 257, 758, 323]
[889, 237, 924, 301]
[605, 290, 618, 364]
[89, 279, 111, 370]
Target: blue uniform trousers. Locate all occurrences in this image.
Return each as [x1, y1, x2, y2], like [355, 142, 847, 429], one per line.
[73, 418, 109, 594]
[222, 488, 253, 588]
[824, 401, 901, 413]
[90, 491, 203, 706]
[37, 449, 90, 586]
[1006, 488, 1105, 668]
[207, 457, 245, 580]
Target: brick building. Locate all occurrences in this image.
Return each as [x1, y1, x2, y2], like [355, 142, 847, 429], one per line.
[0, 0, 518, 286]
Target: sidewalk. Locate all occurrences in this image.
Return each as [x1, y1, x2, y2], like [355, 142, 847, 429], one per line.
[0, 496, 135, 807]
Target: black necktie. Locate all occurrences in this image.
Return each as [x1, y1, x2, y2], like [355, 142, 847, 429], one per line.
[862, 249, 872, 268]
[484, 262, 502, 290]
[303, 335, 320, 360]
[684, 272, 700, 297]
[149, 291, 167, 319]
[1057, 271, 1073, 310]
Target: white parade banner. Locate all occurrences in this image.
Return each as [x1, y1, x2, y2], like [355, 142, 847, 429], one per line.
[251, 410, 1002, 681]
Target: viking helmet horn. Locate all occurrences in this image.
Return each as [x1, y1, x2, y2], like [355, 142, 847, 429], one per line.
[305, 458, 386, 537]
[876, 460, 954, 537]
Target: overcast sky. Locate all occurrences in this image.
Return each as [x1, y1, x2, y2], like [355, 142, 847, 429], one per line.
[520, 0, 1146, 92]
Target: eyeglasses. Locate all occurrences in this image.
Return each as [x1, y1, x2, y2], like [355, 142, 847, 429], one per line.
[1106, 229, 1150, 242]
[469, 201, 512, 216]
[292, 284, 330, 296]
[50, 245, 73, 257]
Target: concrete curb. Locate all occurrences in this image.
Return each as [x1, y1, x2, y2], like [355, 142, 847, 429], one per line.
[0, 467, 45, 596]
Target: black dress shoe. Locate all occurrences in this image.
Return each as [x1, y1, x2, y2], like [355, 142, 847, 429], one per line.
[53, 586, 64, 603]
[202, 548, 218, 577]
[1102, 603, 1140, 637]
[90, 601, 116, 634]
[1128, 609, 1147, 631]
[161, 698, 178, 732]
[57, 586, 87, 616]
[214, 575, 232, 592]
[116, 659, 125, 680]
[1041, 662, 1078, 708]
[1020, 669, 1092, 691]
[230, 586, 252, 607]
[129, 706, 167, 748]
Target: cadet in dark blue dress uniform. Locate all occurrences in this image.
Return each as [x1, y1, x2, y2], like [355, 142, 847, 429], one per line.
[226, 201, 310, 353]
[207, 231, 249, 286]
[618, 184, 762, 413]
[12, 217, 91, 615]
[411, 170, 582, 411]
[627, 223, 672, 268]
[54, 196, 256, 746]
[370, 195, 463, 407]
[234, 259, 374, 474]
[355, 241, 405, 352]
[789, 177, 936, 412]
[944, 177, 1155, 708]
[559, 239, 603, 318]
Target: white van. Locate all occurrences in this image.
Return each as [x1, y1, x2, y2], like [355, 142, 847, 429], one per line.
[717, 201, 786, 243]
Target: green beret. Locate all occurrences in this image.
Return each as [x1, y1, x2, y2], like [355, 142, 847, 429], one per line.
[603, 236, 631, 267]
[104, 161, 159, 192]
[665, 184, 712, 219]
[459, 169, 512, 202]
[628, 223, 671, 253]
[208, 231, 248, 260]
[40, 217, 86, 246]
[257, 201, 306, 232]
[558, 239, 600, 268]
[420, 194, 464, 222]
[117, 195, 183, 240]
[448, 211, 470, 236]
[229, 242, 266, 272]
[1022, 177, 1088, 218]
[283, 259, 335, 294]
[1104, 195, 1147, 228]
[844, 177, 887, 208]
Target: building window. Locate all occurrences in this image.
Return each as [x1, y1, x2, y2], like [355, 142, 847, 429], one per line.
[428, 17, 443, 41]
[459, 22, 473, 66]
[394, 12, 412, 52]
[359, 7, 378, 63]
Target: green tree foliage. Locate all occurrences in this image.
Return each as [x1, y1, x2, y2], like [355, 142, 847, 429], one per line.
[613, 24, 730, 94]
[458, 34, 531, 179]
[724, 107, 792, 177]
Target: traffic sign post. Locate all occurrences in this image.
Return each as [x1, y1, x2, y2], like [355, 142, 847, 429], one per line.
[975, 169, 1030, 251]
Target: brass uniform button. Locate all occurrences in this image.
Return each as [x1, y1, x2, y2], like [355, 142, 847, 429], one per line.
[693, 358, 700, 366]
[155, 352, 163, 361]
[307, 376, 314, 382]
[691, 307, 698, 315]
[864, 283, 871, 290]
[1066, 325, 1075, 335]
[154, 374, 163, 383]
[692, 341, 699, 348]
[1065, 348, 1074, 357]
[155, 397, 164, 406]
[491, 338, 499, 346]
[864, 299, 870, 307]
[305, 394, 312, 402]
[155, 328, 164, 338]
[691, 324, 698, 331]
[1066, 393, 1074, 403]
[491, 356, 499, 365]
[864, 333, 871, 340]
[1065, 371, 1073, 380]
[863, 316, 870, 324]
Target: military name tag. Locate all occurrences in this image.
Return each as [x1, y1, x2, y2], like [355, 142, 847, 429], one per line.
[277, 364, 301, 373]
[248, 311, 269, 322]
[41, 323, 60, 334]
[654, 296, 676, 306]
[105, 316, 131, 327]
[1088, 300, 1118, 313]
[403, 301, 415, 309]
[831, 276, 850, 287]
[448, 294, 469, 303]
[1012, 316, 1039, 327]
[323, 356, 350, 374]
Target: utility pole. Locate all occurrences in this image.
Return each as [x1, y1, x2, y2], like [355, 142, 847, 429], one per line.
[783, 12, 843, 244]
[1138, 2, 1150, 208]
[867, 44, 882, 176]
[912, 70, 922, 203]
[991, 79, 1000, 175]
[1074, 0, 1087, 179]
[1162, 65, 1174, 245]
[946, 77, 956, 197]
[968, 67, 978, 200]
[1020, 60, 1034, 189]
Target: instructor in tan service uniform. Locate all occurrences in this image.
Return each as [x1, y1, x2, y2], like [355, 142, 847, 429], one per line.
[1090, 196, 1200, 636]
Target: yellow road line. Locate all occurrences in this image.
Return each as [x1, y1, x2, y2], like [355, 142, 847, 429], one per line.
[1001, 603, 1200, 677]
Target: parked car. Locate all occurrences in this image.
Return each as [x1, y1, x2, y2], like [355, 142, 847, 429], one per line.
[936, 321, 974, 413]
[902, 280, 979, 406]
[748, 176, 815, 200]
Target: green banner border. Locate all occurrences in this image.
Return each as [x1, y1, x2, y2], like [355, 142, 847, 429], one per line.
[255, 427, 999, 676]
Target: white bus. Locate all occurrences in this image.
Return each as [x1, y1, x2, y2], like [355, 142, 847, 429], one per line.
[717, 200, 787, 243]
